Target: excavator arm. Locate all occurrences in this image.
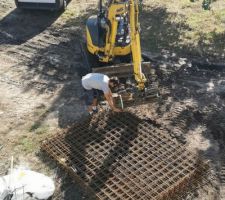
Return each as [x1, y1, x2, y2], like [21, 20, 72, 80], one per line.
[129, 0, 146, 90]
[103, 0, 146, 90]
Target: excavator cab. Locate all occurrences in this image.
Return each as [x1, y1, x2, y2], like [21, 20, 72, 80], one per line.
[86, 0, 131, 62]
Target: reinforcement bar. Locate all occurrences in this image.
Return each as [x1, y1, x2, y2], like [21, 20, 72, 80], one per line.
[41, 111, 208, 200]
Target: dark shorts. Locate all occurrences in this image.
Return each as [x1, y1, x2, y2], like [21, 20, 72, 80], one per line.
[84, 89, 103, 106]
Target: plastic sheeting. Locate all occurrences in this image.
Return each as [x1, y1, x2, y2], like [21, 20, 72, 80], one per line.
[0, 169, 55, 200]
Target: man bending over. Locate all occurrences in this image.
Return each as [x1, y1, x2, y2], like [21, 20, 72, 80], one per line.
[81, 73, 121, 114]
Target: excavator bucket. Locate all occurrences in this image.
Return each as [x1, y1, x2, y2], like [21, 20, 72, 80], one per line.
[92, 62, 151, 78]
[93, 62, 158, 99]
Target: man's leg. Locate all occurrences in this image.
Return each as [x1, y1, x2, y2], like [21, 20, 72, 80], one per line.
[84, 89, 95, 114]
[92, 98, 97, 107]
[85, 89, 101, 114]
[92, 89, 99, 113]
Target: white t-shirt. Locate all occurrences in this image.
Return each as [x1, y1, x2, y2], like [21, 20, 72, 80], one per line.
[81, 73, 110, 93]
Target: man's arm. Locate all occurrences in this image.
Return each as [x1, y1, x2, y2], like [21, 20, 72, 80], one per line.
[104, 92, 121, 112]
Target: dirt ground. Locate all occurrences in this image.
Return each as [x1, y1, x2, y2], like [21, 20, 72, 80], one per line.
[0, 0, 225, 199]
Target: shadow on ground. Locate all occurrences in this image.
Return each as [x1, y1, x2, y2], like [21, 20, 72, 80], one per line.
[16, 8, 97, 129]
[39, 112, 143, 199]
[0, 8, 63, 45]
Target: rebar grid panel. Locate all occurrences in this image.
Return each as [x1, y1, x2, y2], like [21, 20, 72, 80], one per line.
[41, 111, 208, 200]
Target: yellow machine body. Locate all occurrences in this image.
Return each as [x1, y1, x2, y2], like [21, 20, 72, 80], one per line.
[86, 23, 131, 58]
[86, 0, 146, 90]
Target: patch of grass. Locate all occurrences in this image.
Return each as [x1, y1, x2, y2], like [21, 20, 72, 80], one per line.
[61, 2, 97, 22]
[215, 9, 225, 23]
[62, 8, 77, 20]
[18, 136, 37, 154]
[141, 0, 225, 59]
[33, 104, 47, 117]
[30, 122, 42, 131]
[31, 104, 50, 133]
[187, 12, 212, 30]
[34, 125, 50, 135]
[29, 123, 50, 134]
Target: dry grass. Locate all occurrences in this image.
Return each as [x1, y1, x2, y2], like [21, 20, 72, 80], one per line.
[141, 0, 225, 60]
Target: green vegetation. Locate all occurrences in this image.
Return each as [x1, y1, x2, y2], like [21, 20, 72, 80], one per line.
[141, 0, 225, 60]
[16, 136, 38, 154]
[31, 124, 50, 135]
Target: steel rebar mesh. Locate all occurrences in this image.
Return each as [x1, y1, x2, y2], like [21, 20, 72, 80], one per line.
[41, 111, 208, 200]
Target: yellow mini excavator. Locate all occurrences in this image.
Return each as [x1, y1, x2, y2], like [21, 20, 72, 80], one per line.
[83, 0, 156, 104]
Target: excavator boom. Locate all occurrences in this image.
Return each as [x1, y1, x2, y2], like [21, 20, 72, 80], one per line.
[129, 0, 146, 90]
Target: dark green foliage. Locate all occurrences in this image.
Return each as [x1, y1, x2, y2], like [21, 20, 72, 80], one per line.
[202, 0, 212, 10]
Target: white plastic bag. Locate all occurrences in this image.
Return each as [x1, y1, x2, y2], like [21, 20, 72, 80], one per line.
[0, 169, 55, 200]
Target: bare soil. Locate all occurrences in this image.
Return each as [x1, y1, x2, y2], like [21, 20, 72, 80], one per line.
[0, 0, 225, 199]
